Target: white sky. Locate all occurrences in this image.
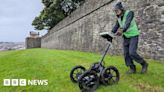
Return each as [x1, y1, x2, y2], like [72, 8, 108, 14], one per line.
[0, 0, 47, 42]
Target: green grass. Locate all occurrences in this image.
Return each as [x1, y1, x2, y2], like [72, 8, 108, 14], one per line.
[0, 48, 164, 92]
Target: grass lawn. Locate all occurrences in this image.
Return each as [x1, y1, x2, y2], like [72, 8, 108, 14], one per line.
[0, 48, 164, 92]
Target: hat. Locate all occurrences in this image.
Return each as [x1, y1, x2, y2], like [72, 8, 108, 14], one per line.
[114, 2, 124, 10]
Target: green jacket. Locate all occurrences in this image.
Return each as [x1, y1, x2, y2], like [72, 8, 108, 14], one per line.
[118, 10, 139, 38]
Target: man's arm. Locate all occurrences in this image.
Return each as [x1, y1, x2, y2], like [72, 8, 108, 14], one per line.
[112, 21, 120, 33]
[122, 11, 134, 32]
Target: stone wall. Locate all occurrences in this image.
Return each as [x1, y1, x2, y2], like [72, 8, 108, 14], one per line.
[41, 0, 164, 61]
[26, 37, 41, 49]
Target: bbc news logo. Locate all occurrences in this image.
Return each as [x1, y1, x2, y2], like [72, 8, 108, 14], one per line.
[3, 79, 48, 86]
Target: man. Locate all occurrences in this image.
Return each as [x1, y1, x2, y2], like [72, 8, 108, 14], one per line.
[112, 2, 148, 74]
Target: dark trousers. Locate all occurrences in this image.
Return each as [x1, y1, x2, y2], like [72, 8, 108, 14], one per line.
[123, 36, 145, 66]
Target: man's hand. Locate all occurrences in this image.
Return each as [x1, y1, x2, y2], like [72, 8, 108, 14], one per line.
[115, 28, 123, 36]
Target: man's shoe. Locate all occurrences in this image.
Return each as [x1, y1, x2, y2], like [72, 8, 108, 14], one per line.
[141, 62, 148, 73]
[126, 65, 136, 74]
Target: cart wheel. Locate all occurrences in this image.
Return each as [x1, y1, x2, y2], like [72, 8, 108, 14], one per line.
[101, 66, 119, 85]
[78, 70, 99, 92]
[70, 65, 86, 83]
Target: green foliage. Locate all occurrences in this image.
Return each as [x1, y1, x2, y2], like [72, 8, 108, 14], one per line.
[32, 0, 85, 30]
[32, 0, 65, 30]
[0, 48, 164, 92]
[32, 16, 44, 30]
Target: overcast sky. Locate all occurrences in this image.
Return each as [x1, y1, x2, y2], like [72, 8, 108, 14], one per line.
[0, 0, 47, 42]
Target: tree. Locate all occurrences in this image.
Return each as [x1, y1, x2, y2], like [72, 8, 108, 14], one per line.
[32, 0, 85, 30]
